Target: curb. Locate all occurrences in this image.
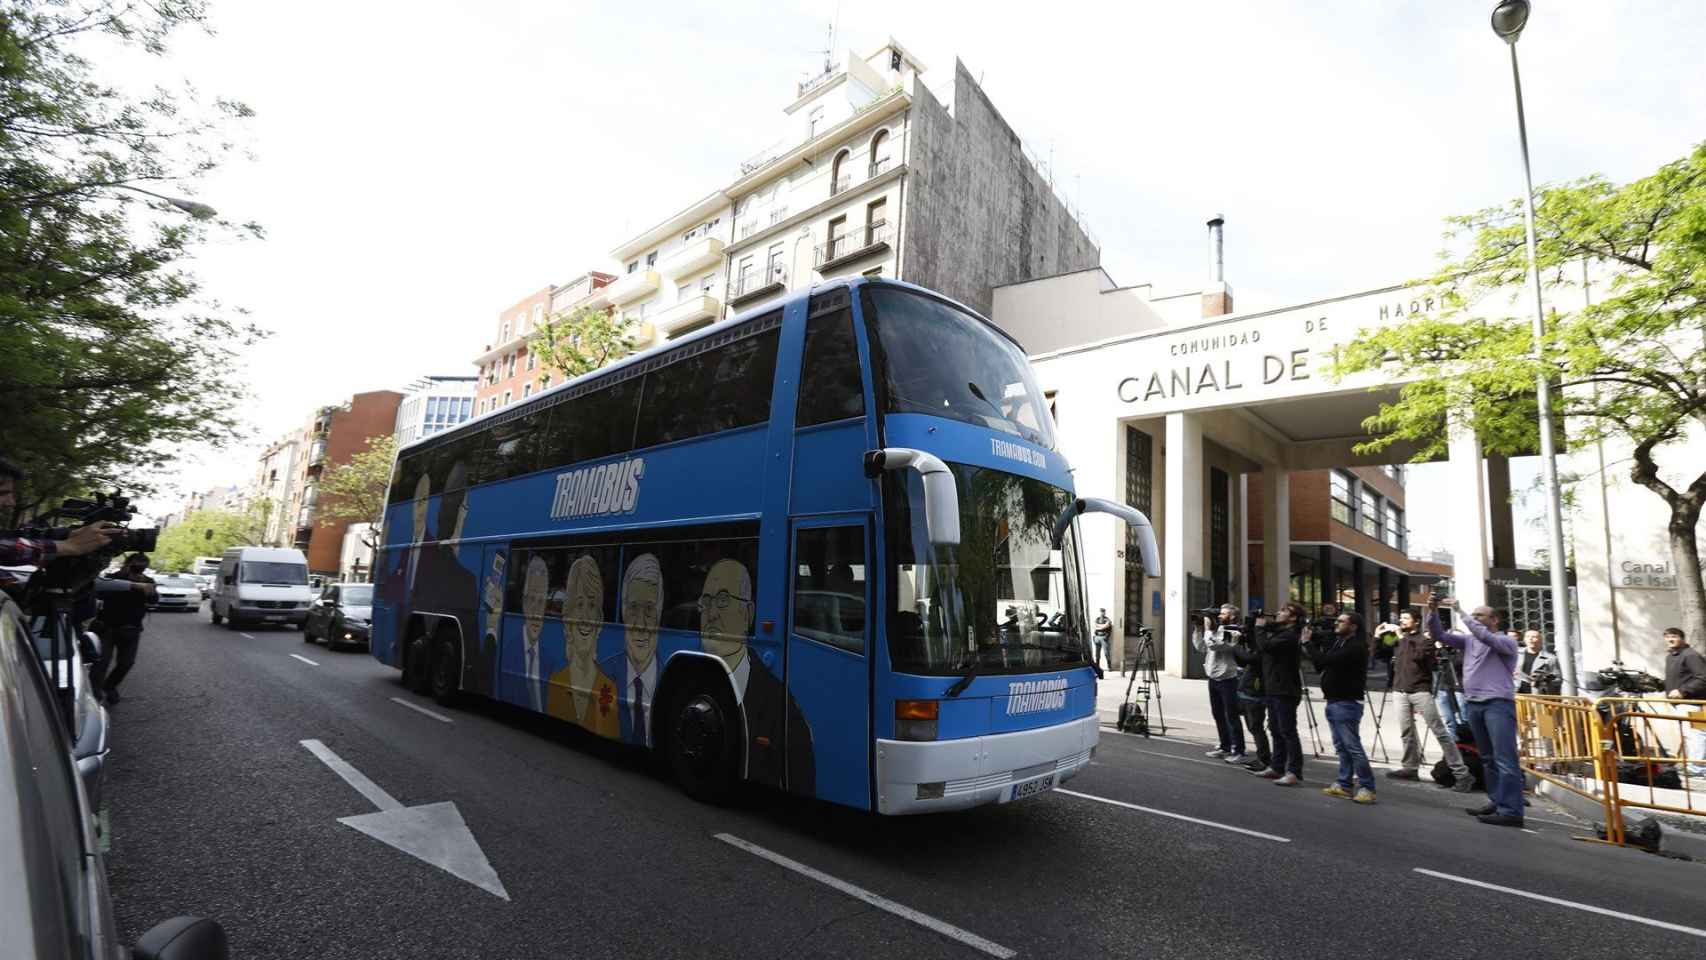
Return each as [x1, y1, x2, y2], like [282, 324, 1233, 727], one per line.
[1529, 776, 1706, 859]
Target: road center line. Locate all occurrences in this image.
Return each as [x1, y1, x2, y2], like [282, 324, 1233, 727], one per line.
[1412, 868, 1706, 938]
[1056, 788, 1292, 843]
[290, 653, 319, 666]
[1124, 746, 1229, 768]
[300, 739, 401, 811]
[390, 697, 454, 723]
[714, 833, 1016, 959]
[240, 633, 256, 640]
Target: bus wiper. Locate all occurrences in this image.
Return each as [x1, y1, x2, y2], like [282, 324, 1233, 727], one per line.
[967, 381, 1041, 446]
[944, 656, 979, 698]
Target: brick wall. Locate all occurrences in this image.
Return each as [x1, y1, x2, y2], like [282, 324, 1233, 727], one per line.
[301, 390, 401, 576]
[474, 287, 554, 414]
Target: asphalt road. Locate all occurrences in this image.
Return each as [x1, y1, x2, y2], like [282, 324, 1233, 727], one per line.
[100, 611, 1706, 960]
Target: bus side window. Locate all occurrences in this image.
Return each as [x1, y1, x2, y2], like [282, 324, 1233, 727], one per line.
[793, 526, 866, 654]
[796, 308, 865, 427]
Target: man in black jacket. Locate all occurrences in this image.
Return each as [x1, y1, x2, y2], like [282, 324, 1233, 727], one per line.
[1306, 611, 1377, 804]
[1663, 628, 1706, 778]
[92, 552, 156, 704]
[1249, 601, 1306, 785]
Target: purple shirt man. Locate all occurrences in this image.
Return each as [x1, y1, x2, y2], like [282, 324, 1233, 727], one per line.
[1427, 604, 1519, 701]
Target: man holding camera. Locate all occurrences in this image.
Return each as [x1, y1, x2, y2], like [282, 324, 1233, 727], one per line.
[1249, 602, 1307, 785]
[0, 458, 122, 591]
[91, 551, 156, 704]
[1426, 593, 1524, 827]
[1195, 604, 1248, 763]
[1382, 611, 1474, 790]
[1305, 610, 1377, 804]
[1514, 630, 1556, 694]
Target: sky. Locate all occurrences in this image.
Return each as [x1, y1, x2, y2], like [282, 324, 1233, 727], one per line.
[121, 1, 1706, 558]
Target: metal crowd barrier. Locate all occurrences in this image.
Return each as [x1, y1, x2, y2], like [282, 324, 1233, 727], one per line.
[1517, 693, 1706, 848]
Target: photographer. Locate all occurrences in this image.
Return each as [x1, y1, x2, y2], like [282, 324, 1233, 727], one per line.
[1231, 629, 1271, 771]
[1427, 593, 1524, 828]
[0, 457, 122, 591]
[90, 551, 156, 704]
[1305, 611, 1377, 804]
[1514, 630, 1556, 695]
[1194, 604, 1247, 763]
[1385, 610, 1474, 790]
[1249, 601, 1306, 786]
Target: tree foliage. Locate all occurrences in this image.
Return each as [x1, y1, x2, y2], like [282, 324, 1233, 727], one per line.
[152, 499, 269, 571]
[315, 434, 395, 553]
[0, 0, 264, 510]
[1332, 142, 1706, 645]
[529, 305, 637, 382]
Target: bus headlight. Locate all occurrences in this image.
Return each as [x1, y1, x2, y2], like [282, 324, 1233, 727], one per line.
[895, 699, 938, 741]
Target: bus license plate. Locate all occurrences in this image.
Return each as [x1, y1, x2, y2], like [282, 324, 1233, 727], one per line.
[1004, 774, 1056, 803]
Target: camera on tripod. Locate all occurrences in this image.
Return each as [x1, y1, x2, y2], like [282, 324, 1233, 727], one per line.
[4, 490, 158, 598]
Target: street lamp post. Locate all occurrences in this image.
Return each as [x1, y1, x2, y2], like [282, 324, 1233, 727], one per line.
[1491, 0, 1577, 695]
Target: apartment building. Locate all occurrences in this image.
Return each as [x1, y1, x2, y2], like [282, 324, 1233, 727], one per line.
[284, 389, 403, 577]
[250, 435, 299, 546]
[472, 273, 617, 416]
[395, 375, 477, 444]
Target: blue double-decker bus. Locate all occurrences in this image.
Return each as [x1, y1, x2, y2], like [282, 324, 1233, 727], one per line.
[372, 278, 1157, 813]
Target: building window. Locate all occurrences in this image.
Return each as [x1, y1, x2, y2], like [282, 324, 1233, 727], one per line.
[831, 149, 851, 195]
[1329, 470, 1353, 526]
[826, 215, 847, 261]
[522, 383, 532, 399]
[501, 390, 512, 406]
[766, 242, 785, 282]
[734, 255, 756, 295]
[500, 321, 510, 342]
[1359, 487, 1381, 539]
[869, 129, 892, 177]
[808, 105, 824, 140]
[645, 251, 657, 268]
[627, 260, 639, 274]
[526, 350, 536, 371]
[531, 305, 543, 329]
[1385, 503, 1404, 551]
[866, 197, 887, 246]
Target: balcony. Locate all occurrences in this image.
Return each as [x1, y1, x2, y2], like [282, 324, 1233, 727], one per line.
[659, 235, 725, 280]
[606, 269, 660, 306]
[655, 294, 721, 336]
[307, 440, 327, 465]
[830, 173, 853, 196]
[868, 156, 893, 179]
[728, 266, 788, 308]
[797, 67, 842, 99]
[814, 222, 892, 272]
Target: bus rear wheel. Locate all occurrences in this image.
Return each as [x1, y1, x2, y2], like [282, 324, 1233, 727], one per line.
[667, 683, 740, 804]
[430, 631, 462, 706]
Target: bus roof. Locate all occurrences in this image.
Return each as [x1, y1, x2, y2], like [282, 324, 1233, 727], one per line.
[397, 276, 1021, 461]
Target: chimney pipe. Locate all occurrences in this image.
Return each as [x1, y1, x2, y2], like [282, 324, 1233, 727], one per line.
[1207, 214, 1225, 284]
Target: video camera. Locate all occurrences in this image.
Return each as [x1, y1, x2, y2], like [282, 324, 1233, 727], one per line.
[4, 490, 158, 599]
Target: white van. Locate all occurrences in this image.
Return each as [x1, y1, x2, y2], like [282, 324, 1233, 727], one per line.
[209, 547, 313, 629]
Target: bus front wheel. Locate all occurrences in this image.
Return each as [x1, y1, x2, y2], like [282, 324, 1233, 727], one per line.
[667, 683, 740, 804]
[404, 631, 432, 694]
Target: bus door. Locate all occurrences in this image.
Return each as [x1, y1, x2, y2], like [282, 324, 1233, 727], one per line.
[784, 515, 873, 809]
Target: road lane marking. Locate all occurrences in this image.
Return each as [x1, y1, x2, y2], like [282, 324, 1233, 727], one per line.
[1056, 789, 1291, 843]
[241, 633, 256, 640]
[714, 833, 1016, 959]
[301, 739, 400, 811]
[301, 739, 507, 899]
[290, 654, 320, 666]
[1412, 868, 1706, 938]
[1124, 747, 1229, 768]
[391, 697, 454, 723]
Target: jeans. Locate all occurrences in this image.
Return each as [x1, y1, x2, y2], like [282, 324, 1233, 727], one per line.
[1436, 689, 1468, 731]
[1682, 725, 1706, 779]
[1398, 691, 1469, 778]
[1092, 635, 1113, 671]
[1240, 698, 1271, 766]
[1467, 698, 1524, 818]
[93, 623, 142, 694]
[1326, 699, 1376, 792]
[1207, 678, 1245, 754]
[1266, 695, 1303, 776]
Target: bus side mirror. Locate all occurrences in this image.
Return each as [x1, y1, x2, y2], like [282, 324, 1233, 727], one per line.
[1052, 497, 1160, 577]
[863, 448, 960, 546]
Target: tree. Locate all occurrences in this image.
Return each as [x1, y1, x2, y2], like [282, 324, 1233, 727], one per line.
[0, 1, 264, 511]
[316, 435, 396, 555]
[528, 305, 637, 382]
[1332, 142, 1706, 645]
[152, 499, 270, 571]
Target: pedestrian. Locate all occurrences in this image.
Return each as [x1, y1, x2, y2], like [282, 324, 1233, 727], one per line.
[1386, 610, 1475, 791]
[1661, 628, 1706, 778]
[91, 551, 156, 704]
[1426, 593, 1524, 827]
[1433, 636, 1468, 732]
[1194, 604, 1247, 763]
[1514, 629, 1556, 694]
[1231, 635, 1271, 770]
[1305, 610, 1377, 804]
[1092, 607, 1114, 673]
[1249, 601, 1306, 786]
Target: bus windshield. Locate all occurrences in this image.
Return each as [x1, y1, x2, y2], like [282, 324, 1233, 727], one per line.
[862, 285, 1056, 449]
[884, 463, 1088, 675]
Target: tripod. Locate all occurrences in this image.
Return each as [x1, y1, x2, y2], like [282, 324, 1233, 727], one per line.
[1299, 687, 1326, 757]
[26, 586, 88, 733]
[1117, 628, 1166, 737]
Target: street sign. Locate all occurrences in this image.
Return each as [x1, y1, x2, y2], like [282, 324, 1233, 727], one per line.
[300, 738, 508, 900]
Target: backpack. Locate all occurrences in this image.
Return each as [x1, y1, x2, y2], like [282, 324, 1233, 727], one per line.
[1430, 734, 1486, 790]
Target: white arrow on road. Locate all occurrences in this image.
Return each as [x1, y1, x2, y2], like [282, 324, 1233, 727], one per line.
[300, 739, 509, 900]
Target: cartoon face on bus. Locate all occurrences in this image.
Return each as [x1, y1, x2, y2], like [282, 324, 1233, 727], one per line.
[698, 558, 753, 670]
[563, 554, 603, 664]
[622, 553, 662, 672]
[521, 554, 550, 653]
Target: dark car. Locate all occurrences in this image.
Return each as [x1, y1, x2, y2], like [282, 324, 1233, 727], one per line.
[303, 582, 373, 651]
[1, 592, 231, 959]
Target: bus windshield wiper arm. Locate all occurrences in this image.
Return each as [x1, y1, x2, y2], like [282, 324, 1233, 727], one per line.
[967, 381, 1040, 445]
[944, 657, 979, 698]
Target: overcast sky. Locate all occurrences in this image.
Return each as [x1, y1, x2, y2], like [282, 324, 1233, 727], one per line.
[130, 1, 1706, 557]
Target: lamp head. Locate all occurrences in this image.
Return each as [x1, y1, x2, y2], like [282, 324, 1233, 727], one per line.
[1490, 0, 1530, 43]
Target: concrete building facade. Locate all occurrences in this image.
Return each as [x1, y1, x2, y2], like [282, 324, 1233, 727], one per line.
[250, 436, 299, 547]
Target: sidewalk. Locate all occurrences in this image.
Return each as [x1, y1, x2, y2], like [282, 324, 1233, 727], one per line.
[1094, 670, 1451, 771]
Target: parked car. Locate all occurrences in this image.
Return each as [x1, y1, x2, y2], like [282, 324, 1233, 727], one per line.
[209, 547, 312, 629]
[22, 610, 110, 811]
[1, 592, 231, 960]
[304, 582, 373, 650]
[149, 574, 205, 613]
[191, 574, 214, 599]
